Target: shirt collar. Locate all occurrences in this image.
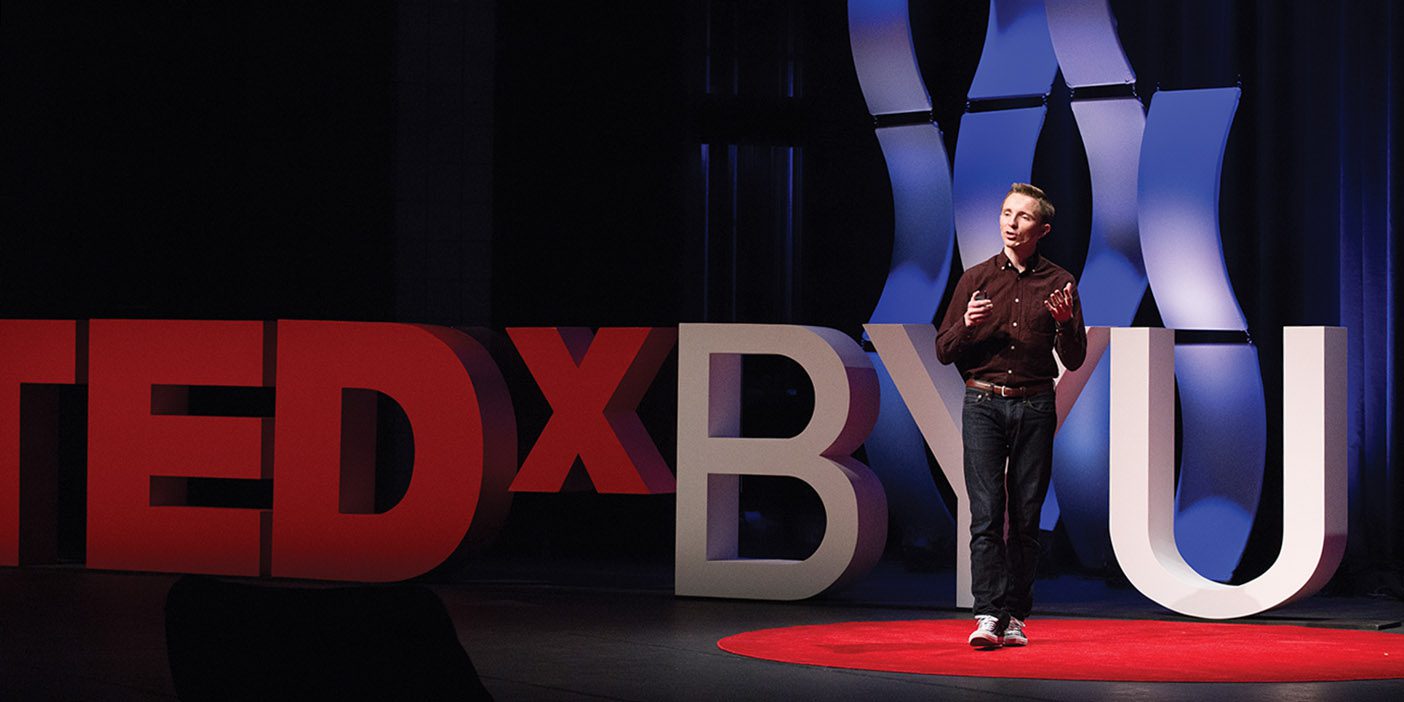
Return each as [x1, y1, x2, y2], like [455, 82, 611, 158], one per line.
[997, 250, 1042, 273]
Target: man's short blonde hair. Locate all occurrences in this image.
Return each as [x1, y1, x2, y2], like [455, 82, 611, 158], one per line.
[1008, 182, 1055, 224]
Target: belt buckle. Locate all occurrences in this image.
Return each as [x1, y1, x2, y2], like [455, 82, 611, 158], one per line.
[1000, 384, 1012, 398]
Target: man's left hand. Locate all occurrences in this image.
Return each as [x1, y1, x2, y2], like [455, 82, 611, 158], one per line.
[1045, 282, 1075, 324]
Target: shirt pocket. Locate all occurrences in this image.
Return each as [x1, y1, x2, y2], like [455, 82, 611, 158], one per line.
[1026, 302, 1058, 336]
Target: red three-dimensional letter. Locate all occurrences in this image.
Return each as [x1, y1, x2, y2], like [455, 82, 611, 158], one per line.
[507, 327, 676, 494]
[87, 320, 271, 576]
[0, 320, 77, 566]
[271, 321, 516, 582]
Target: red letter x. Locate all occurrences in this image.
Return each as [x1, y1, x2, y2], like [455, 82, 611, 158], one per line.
[507, 327, 676, 494]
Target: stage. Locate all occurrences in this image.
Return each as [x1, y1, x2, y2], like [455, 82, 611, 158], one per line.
[5, 563, 1402, 700]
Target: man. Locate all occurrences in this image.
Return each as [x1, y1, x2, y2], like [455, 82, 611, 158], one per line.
[935, 183, 1086, 648]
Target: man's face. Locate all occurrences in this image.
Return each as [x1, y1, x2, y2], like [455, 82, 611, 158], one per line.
[1000, 192, 1051, 252]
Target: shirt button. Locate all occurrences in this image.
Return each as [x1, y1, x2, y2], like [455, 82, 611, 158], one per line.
[1014, 298, 1019, 303]
[1010, 345, 1016, 350]
[1007, 370, 1013, 374]
[1013, 322, 1018, 327]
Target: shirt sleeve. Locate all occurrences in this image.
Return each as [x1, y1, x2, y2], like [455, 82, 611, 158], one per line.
[1054, 281, 1088, 371]
[936, 271, 976, 366]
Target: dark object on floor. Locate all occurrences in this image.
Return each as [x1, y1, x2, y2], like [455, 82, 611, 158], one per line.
[165, 575, 492, 701]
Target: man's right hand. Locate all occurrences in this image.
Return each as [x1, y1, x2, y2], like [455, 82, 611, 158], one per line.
[964, 291, 993, 327]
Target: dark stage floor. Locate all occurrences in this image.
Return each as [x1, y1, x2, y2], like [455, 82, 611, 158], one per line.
[4, 564, 1403, 701]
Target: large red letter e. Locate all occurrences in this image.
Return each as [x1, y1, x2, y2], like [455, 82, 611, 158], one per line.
[87, 320, 271, 576]
[271, 322, 515, 582]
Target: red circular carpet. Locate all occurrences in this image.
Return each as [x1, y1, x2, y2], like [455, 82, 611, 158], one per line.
[717, 619, 1404, 682]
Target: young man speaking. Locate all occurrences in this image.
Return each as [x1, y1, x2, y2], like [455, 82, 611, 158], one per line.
[936, 183, 1087, 647]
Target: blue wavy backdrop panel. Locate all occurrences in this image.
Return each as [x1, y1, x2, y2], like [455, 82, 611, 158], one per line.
[848, 0, 958, 551]
[1140, 88, 1267, 580]
[1043, 0, 1135, 89]
[847, 0, 931, 115]
[952, 107, 1048, 268]
[1047, 96, 1148, 565]
[967, 0, 1059, 100]
[865, 123, 960, 543]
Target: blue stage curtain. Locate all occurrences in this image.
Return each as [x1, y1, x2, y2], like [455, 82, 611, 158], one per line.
[1335, 0, 1402, 588]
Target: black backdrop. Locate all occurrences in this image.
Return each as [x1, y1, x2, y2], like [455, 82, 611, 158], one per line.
[4, 1, 1400, 595]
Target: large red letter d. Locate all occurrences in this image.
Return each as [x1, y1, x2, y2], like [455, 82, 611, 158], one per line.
[271, 322, 515, 581]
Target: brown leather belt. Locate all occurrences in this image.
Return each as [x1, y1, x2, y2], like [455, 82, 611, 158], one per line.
[965, 378, 1053, 398]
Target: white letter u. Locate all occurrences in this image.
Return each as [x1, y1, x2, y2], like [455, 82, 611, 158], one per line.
[1109, 327, 1347, 619]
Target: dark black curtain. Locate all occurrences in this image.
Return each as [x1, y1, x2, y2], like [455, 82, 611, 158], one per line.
[1, 2, 395, 321]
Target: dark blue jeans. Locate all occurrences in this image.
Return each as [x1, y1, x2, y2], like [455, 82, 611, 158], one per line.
[962, 387, 1057, 622]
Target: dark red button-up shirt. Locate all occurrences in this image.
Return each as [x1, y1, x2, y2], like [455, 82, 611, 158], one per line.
[935, 251, 1087, 387]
